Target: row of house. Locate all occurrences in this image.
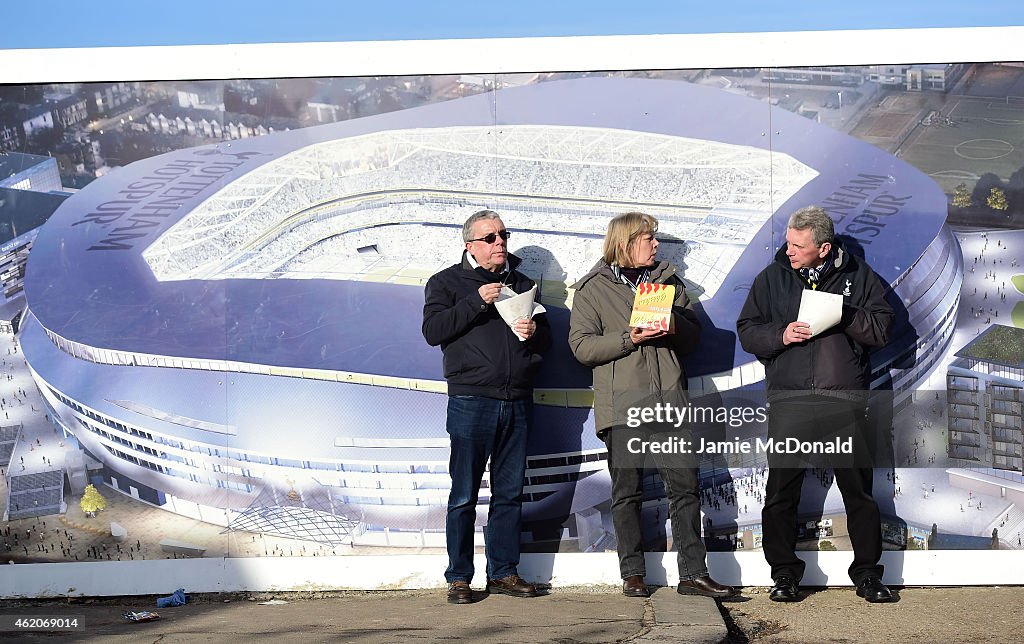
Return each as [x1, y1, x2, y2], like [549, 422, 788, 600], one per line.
[143, 112, 280, 140]
[0, 82, 142, 152]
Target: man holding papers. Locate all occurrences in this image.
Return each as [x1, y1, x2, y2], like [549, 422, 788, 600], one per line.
[737, 206, 895, 604]
[423, 210, 551, 604]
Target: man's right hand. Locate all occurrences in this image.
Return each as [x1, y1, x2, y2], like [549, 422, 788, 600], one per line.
[478, 282, 503, 304]
[782, 321, 812, 345]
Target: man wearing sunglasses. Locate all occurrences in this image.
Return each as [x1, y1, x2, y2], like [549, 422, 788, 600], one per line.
[423, 210, 552, 605]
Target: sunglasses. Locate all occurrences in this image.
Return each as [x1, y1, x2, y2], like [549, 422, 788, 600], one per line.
[468, 230, 511, 244]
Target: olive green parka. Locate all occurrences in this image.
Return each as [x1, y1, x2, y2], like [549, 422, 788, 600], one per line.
[568, 260, 701, 434]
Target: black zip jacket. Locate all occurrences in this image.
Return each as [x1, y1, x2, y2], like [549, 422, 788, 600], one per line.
[736, 242, 893, 401]
[422, 252, 551, 400]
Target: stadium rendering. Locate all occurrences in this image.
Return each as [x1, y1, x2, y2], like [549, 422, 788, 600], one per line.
[20, 78, 960, 548]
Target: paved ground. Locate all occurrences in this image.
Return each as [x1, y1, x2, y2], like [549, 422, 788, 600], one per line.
[0, 585, 1021, 643]
[725, 585, 1022, 643]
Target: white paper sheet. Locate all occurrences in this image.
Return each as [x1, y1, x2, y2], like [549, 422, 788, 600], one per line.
[494, 285, 547, 341]
[797, 289, 843, 337]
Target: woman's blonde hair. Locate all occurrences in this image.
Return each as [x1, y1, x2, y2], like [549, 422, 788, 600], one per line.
[602, 212, 659, 267]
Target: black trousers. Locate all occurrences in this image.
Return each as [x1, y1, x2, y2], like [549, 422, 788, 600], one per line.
[602, 426, 708, 582]
[761, 397, 883, 585]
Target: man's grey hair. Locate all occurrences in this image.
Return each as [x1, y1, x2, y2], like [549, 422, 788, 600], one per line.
[787, 206, 835, 247]
[462, 210, 502, 242]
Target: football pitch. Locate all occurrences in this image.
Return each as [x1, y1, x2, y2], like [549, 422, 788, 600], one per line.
[898, 95, 1024, 194]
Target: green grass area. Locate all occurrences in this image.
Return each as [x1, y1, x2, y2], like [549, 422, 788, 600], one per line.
[898, 96, 1024, 195]
[1014, 302, 1024, 330]
[962, 323, 1024, 365]
[1012, 274, 1024, 295]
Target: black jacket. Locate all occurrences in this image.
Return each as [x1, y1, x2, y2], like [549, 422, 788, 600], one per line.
[422, 252, 551, 400]
[736, 242, 893, 400]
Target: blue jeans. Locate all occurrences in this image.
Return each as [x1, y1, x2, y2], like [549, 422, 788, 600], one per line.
[445, 395, 531, 583]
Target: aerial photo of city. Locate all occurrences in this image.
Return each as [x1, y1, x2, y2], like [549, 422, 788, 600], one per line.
[1, 62, 1023, 568]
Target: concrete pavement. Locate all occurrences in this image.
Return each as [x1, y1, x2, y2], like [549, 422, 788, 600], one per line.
[3, 581, 1024, 642]
[0, 586, 728, 643]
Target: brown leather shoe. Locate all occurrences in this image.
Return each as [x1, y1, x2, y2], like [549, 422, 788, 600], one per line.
[486, 574, 538, 598]
[677, 575, 737, 599]
[622, 575, 650, 597]
[447, 581, 473, 604]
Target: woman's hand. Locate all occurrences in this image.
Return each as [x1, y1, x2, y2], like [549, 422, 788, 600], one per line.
[629, 326, 667, 345]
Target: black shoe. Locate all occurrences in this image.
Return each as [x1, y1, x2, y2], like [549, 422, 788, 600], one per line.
[486, 574, 538, 598]
[447, 581, 473, 604]
[769, 576, 801, 602]
[677, 575, 737, 599]
[622, 575, 650, 597]
[856, 576, 894, 603]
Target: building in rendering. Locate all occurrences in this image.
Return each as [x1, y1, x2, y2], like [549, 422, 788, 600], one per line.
[20, 78, 959, 547]
[947, 324, 1024, 472]
[761, 64, 967, 91]
[0, 152, 62, 193]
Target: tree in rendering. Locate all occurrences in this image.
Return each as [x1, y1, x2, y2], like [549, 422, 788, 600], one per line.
[80, 484, 107, 517]
[952, 183, 972, 209]
[987, 186, 1009, 212]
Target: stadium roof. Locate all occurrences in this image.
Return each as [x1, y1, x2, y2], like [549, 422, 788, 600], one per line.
[25, 77, 949, 385]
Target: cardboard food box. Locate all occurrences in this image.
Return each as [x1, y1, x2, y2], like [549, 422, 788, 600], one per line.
[628, 282, 675, 333]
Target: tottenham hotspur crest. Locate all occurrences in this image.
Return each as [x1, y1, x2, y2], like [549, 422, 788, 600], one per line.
[843, 279, 852, 297]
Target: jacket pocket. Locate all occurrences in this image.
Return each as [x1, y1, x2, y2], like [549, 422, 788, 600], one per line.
[442, 352, 462, 380]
